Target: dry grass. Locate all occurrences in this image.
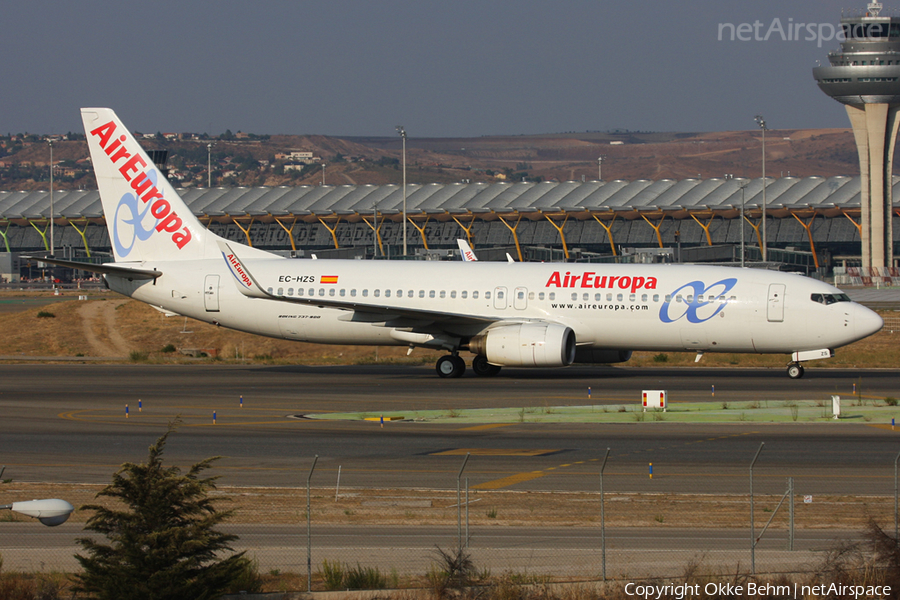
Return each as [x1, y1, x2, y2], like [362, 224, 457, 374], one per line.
[0, 290, 896, 368]
[0, 482, 891, 530]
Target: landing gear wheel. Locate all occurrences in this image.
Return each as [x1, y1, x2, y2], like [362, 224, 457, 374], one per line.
[787, 363, 805, 379]
[436, 355, 466, 378]
[472, 355, 501, 377]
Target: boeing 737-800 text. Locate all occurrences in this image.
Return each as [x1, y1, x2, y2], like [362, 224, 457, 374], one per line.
[35, 108, 884, 378]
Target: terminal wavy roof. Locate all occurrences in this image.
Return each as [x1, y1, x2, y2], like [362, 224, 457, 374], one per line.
[0, 176, 886, 223]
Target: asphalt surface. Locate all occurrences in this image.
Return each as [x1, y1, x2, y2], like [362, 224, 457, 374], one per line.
[1, 364, 899, 493]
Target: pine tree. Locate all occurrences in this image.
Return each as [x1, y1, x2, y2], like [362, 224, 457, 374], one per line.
[74, 425, 256, 600]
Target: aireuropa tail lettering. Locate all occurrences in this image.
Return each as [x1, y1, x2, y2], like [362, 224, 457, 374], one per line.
[88, 120, 192, 252]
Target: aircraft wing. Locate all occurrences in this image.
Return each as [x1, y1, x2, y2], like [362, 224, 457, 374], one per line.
[21, 256, 162, 280]
[219, 242, 510, 333]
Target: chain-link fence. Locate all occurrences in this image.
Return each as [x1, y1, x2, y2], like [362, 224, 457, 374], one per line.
[2, 451, 899, 590]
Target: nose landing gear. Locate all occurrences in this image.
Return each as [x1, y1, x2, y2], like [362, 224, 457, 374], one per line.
[787, 362, 805, 379]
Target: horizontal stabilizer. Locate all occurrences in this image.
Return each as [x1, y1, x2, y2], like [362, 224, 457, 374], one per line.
[22, 256, 161, 280]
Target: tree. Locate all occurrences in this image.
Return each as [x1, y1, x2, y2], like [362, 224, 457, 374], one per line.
[74, 424, 257, 600]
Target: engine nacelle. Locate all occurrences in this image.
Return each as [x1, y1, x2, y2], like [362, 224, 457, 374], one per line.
[469, 322, 576, 367]
[574, 348, 633, 364]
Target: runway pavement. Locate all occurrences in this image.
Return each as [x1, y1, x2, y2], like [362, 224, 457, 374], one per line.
[1, 364, 899, 493]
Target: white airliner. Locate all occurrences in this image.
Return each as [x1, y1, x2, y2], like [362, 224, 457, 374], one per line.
[38, 108, 884, 379]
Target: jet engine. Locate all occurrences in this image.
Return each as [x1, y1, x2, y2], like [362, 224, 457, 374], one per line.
[469, 322, 576, 367]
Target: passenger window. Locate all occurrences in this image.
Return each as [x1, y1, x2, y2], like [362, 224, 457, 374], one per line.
[518, 291, 525, 300]
[539, 292, 545, 300]
[419, 290, 425, 298]
[329, 288, 335, 297]
[607, 293, 612, 302]
[473, 291, 479, 299]
[350, 289, 357, 297]
[653, 294, 659, 302]
[571, 293, 578, 301]
[528, 292, 534, 300]
[308, 288, 314, 296]
[641, 294, 648, 302]
[429, 290, 436, 298]
[396, 290, 402, 297]
[318, 288, 325, 297]
[339, 289, 345, 297]
[277, 287, 284, 295]
[629, 294, 636, 302]
[440, 291, 446, 299]
[407, 290, 414, 298]
[549, 292, 555, 300]
[298, 288, 305, 296]
[385, 289, 391, 298]
[583, 293, 589, 301]
[451, 291, 457, 299]
[374, 289, 380, 297]
[362, 289, 368, 297]
[267, 287, 273, 294]
[485, 291, 491, 299]
[461, 291, 467, 299]
[617, 293, 623, 302]
[687, 295, 694, 303]
[665, 294, 672, 302]
[676, 295, 683, 303]
[497, 290, 504, 299]
[287, 288, 294, 296]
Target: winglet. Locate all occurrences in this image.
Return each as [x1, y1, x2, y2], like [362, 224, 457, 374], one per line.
[217, 241, 270, 298]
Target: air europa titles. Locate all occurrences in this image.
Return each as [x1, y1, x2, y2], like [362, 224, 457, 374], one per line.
[90, 121, 192, 250]
[545, 271, 657, 294]
[224, 253, 252, 288]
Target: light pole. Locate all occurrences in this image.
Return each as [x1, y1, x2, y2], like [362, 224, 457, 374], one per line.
[724, 174, 748, 267]
[0, 498, 74, 527]
[598, 156, 603, 180]
[48, 139, 54, 257]
[321, 163, 326, 186]
[754, 115, 768, 262]
[207, 143, 214, 188]
[396, 126, 407, 257]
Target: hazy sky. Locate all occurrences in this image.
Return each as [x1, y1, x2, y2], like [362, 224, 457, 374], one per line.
[1, 0, 869, 137]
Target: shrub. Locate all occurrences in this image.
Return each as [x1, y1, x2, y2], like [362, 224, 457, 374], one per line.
[652, 353, 668, 363]
[161, 343, 177, 353]
[36, 310, 55, 318]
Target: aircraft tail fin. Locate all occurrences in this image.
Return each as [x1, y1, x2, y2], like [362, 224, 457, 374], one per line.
[457, 239, 478, 262]
[81, 108, 217, 262]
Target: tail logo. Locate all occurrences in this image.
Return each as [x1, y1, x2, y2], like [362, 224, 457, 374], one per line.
[90, 120, 193, 254]
[113, 173, 159, 258]
[223, 252, 253, 289]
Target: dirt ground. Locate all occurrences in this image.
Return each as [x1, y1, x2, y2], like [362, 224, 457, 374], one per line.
[1, 481, 892, 531]
[0, 290, 897, 369]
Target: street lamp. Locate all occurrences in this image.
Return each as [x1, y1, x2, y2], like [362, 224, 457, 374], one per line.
[754, 115, 768, 262]
[48, 139, 54, 257]
[321, 163, 326, 186]
[725, 174, 749, 268]
[0, 498, 74, 527]
[598, 156, 604, 181]
[207, 142, 215, 188]
[396, 126, 407, 257]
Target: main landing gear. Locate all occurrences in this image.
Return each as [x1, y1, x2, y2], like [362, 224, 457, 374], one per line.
[435, 354, 502, 378]
[786, 362, 805, 379]
[436, 354, 466, 378]
[472, 354, 501, 377]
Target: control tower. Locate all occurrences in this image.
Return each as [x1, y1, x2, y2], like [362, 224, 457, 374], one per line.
[813, 1, 900, 268]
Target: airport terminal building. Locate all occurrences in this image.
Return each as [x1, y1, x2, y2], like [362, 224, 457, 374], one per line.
[0, 175, 898, 282]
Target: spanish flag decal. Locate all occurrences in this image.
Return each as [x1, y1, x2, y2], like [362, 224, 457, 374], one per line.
[320, 275, 339, 284]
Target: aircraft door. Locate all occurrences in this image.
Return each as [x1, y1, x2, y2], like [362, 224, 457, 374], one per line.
[767, 283, 785, 322]
[204, 275, 220, 312]
[514, 287, 527, 310]
[494, 287, 508, 310]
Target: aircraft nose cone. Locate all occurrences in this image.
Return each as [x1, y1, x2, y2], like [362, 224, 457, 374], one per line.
[855, 306, 884, 339]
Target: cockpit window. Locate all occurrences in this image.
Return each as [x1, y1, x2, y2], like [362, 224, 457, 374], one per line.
[811, 293, 851, 305]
